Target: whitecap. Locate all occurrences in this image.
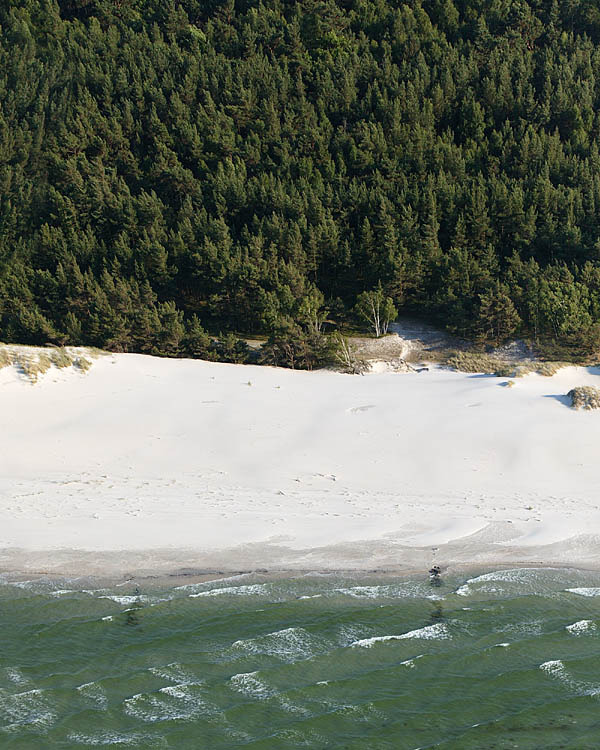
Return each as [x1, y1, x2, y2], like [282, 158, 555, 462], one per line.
[337, 624, 373, 647]
[67, 730, 162, 746]
[77, 682, 108, 710]
[99, 594, 168, 606]
[566, 588, 600, 598]
[4, 668, 29, 686]
[148, 663, 199, 686]
[174, 573, 252, 592]
[123, 683, 215, 723]
[352, 623, 450, 648]
[400, 654, 424, 668]
[0, 688, 56, 733]
[229, 627, 322, 662]
[566, 620, 597, 635]
[540, 659, 600, 696]
[229, 672, 307, 715]
[230, 672, 274, 700]
[101, 616, 113, 622]
[334, 583, 427, 600]
[457, 567, 571, 597]
[189, 584, 269, 599]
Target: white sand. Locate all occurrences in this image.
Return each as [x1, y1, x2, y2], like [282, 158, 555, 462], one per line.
[1, 351, 600, 575]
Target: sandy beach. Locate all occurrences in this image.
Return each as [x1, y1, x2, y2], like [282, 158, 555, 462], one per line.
[1, 347, 600, 577]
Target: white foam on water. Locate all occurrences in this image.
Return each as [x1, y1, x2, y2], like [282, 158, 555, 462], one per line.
[274, 727, 329, 746]
[49, 589, 77, 597]
[540, 660, 600, 697]
[566, 588, 600, 598]
[457, 568, 572, 597]
[4, 668, 29, 686]
[334, 702, 385, 722]
[0, 688, 56, 733]
[77, 681, 108, 710]
[99, 595, 142, 606]
[337, 624, 373, 647]
[174, 573, 253, 592]
[228, 672, 307, 715]
[334, 583, 427, 599]
[67, 731, 164, 746]
[352, 622, 450, 648]
[230, 672, 274, 700]
[566, 620, 597, 635]
[493, 643, 510, 648]
[189, 584, 269, 598]
[7, 580, 37, 590]
[497, 619, 544, 638]
[400, 654, 424, 668]
[148, 663, 199, 685]
[99, 594, 169, 606]
[101, 615, 113, 622]
[229, 627, 323, 662]
[297, 594, 323, 600]
[123, 683, 216, 723]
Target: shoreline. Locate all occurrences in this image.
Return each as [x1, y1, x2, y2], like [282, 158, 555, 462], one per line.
[2, 349, 600, 579]
[2, 533, 599, 583]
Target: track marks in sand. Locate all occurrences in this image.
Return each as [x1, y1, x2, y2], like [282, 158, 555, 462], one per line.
[348, 404, 376, 414]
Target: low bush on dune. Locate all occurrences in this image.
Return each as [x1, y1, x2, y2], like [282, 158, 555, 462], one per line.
[444, 351, 504, 374]
[444, 350, 569, 378]
[500, 361, 570, 378]
[50, 349, 74, 368]
[0, 345, 96, 382]
[568, 386, 600, 410]
[74, 356, 92, 372]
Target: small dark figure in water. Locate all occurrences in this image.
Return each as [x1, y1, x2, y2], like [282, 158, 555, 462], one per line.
[429, 565, 442, 586]
[430, 602, 444, 621]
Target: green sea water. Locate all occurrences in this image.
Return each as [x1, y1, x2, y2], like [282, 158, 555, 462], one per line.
[2, 567, 600, 749]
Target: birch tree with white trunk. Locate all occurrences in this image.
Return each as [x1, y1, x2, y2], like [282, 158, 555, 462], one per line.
[354, 284, 397, 338]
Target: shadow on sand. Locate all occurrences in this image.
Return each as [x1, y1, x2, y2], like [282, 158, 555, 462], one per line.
[543, 394, 572, 408]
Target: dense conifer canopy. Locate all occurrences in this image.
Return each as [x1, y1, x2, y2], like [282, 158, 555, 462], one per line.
[3, 0, 600, 360]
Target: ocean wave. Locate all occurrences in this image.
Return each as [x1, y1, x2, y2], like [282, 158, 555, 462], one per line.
[456, 567, 573, 597]
[123, 683, 216, 723]
[189, 584, 269, 599]
[4, 668, 29, 686]
[334, 583, 429, 599]
[400, 654, 424, 668]
[228, 672, 307, 715]
[337, 624, 374, 647]
[230, 672, 274, 700]
[352, 622, 450, 648]
[566, 588, 600, 597]
[99, 594, 169, 606]
[77, 682, 108, 710]
[67, 731, 165, 746]
[540, 660, 600, 696]
[566, 620, 597, 635]
[148, 663, 200, 686]
[174, 573, 253, 592]
[229, 627, 324, 662]
[0, 688, 56, 733]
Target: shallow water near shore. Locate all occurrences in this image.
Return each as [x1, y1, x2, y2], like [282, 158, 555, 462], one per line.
[2, 567, 600, 748]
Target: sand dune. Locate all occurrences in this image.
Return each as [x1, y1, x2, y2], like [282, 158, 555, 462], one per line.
[1, 349, 600, 575]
